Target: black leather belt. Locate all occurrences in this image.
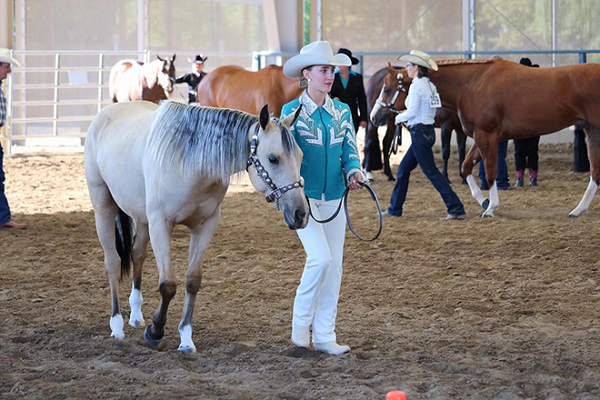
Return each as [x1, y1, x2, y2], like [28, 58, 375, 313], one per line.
[408, 123, 426, 129]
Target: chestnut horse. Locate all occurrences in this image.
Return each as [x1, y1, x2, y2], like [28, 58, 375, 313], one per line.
[197, 65, 303, 117]
[371, 60, 600, 217]
[365, 66, 467, 183]
[109, 55, 177, 104]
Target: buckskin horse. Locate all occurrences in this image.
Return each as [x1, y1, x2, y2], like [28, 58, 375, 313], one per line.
[197, 65, 303, 117]
[85, 100, 307, 352]
[365, 66, 466, 183]
[371, 60, 600, 217]
[109, 55, 177, 103]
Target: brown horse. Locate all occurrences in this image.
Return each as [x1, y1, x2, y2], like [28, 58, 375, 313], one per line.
[365, 66, 467, 183]
[109, 55, 177, 104]
[197, 65, 303, 117]
[371, 60, 600, 217]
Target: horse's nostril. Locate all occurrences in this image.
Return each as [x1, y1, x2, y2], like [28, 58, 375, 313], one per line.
[295, 209, 306, 221]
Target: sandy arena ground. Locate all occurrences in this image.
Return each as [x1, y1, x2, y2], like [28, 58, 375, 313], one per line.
[1, 139, 600, 399]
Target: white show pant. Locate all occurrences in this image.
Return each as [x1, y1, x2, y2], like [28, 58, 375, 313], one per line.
[293, 196, 347, 344]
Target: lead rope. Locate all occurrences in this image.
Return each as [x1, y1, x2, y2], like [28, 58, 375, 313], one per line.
[308, 182, 383, 242]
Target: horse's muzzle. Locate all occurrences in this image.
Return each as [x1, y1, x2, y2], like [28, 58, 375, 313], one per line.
[284, 207, 308, 230]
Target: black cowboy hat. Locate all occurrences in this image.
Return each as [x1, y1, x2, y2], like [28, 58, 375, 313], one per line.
[519, 57, 539, 68]
[519, 57, 533, 66]
[336, 48, 359, 65]
[188, 54, 208, 64]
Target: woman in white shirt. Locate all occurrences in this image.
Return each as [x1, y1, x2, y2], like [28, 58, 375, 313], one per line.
[383, 50, 466, 220]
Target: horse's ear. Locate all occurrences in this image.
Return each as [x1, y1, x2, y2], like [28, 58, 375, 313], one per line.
[386, 63, 396, 74]
[259, 104, 270, 131]
[172, 54, 176, 62]
[157, 55, 164, 61]
[282, 104, 302, 128]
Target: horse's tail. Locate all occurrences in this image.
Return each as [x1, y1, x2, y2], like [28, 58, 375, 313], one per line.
[115, 208, 134, 280]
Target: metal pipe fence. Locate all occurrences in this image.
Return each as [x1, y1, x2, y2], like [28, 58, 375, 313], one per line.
[2, 49, 599, 154]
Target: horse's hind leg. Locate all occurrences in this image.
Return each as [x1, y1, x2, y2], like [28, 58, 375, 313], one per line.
[88, 186, 125, 339]
[178, 210, 221, 353]
[144, 219, 176, 347]
[129, 222, 150, 328]
[570, 125, 600, 217]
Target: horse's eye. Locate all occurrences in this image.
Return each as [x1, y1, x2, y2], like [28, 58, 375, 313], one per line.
[383, 87, 392, 95]
[268, 155, 279, 165]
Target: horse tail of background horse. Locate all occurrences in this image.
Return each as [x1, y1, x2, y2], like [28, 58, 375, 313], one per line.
[115, 208, 134, 279]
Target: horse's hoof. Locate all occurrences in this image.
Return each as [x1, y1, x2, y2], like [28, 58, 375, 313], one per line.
[481, 199, 490, 210]
[110, 331, 125, 340]
[481, 212, 494, 218]
[178, 344, 197, 353]
[143, 326, 163, 347]
[129, 319, 145, 328]
[568, 213, 579, 218]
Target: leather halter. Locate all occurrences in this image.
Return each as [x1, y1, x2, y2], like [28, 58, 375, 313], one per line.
[375, 73, 407, 114]
[246, 124, 304, 203]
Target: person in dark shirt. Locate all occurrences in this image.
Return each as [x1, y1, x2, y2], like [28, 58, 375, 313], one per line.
[513, 57, 541, 187]
[330, 48, 368, 133]
[175, 55, 207, 104]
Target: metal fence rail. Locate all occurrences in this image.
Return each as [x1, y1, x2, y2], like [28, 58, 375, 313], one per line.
[2, 48, 599, 154]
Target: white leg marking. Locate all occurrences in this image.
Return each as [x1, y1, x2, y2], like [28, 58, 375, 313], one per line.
[569, 177, 599, 217]
[110, 314, 125, 339]
[129, 287, 145, 327]
[482, 182, 500, 217]
[466, 175, 487, 205]
[178, 324, 197, 353]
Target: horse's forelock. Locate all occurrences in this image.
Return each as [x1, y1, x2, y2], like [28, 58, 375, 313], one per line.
[278, 123, 296, 156]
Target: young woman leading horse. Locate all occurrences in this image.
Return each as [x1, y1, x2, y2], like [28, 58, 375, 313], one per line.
[372, 58, 600, 217]
[85, 100, 307, 352]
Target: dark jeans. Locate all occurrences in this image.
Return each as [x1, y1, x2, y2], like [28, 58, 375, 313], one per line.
[479, 140, 509, 189]
[514, 136, 540, 171]
[388, 125, 465, 217]
[0, 143, 11, 224]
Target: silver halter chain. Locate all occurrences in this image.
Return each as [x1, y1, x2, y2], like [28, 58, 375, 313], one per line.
[246, 125, 304, 203]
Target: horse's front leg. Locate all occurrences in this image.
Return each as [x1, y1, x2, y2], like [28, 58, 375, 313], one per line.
[382, 119, 397, 181]
[570, 126, 600, 217]
[178, 209, 222, 353]
[129, 222, 150, 328]
[144, 218, 177, 347]
[462, 143, 490, 212]
[440, 123, 452, 182]
[456, 129, 467, 184]
[481, 143, 501, 218]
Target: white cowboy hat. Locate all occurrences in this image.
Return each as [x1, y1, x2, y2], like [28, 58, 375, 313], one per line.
[283, 41, 351, 78]
[0, 48, 21, 67]
[398, 50, 438, 71]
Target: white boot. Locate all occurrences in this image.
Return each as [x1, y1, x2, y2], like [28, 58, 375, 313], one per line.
[291, 323, 310, 348]
[314, 341, 350, 355]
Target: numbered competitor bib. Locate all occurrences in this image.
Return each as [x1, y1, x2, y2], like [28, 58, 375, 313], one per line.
[429, 92, 441, 108]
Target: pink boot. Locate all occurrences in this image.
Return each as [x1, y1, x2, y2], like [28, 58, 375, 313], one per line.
[529, 169, 538, 187]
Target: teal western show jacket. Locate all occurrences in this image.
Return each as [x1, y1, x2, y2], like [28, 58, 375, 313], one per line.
[281, 91, 362, 201]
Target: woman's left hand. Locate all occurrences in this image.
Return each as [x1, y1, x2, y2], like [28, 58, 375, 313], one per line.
[348, 171, 364, 191]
